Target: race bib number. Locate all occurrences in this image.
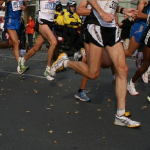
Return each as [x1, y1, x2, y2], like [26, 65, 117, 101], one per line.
[12, 0, 23, 11]
[40, 1, 56, 13]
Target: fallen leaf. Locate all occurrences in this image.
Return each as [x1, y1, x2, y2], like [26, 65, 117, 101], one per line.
[1, 88, 4, 91]
[75, 102, 79, 104]
[34, 89, 38, 94]
[96, 86, 100, 89]
[141, 106, 147, 109]
[66, 111, 70, 114]
[48, 130, 53, 134]
[97, 109, 101, 112]
[58, 83, 63, 87]
[67, 131, 72, 134]
[35, 79, 37, 83]
[75, 111, 79, 114]
[50, 104, 54, 107]
[46, 108, 51, 110]
[69, 79, 72, 81]
[108, 99, 111, 102]
[0, 134, 2, 136]
[54, 141, 58, 144]
[98, 117, 101, 119]
[103, 137, 106, 139]
[26, 111, 30, 113]
[19, 129, 25, 132]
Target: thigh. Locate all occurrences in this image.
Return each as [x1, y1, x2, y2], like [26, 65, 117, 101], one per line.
[39, 24, 57, 44]
[105, 42, 127, 70]
[7, 28, 18, 44]
[88, 42, 103, 74]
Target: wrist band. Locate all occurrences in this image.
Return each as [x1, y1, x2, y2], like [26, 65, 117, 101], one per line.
[120, 7, 124, 14]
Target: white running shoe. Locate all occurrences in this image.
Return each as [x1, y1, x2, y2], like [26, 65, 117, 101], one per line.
[142, 72, 149, 84]
[114, 115, 141, 128]
[74, 52, 82, 61]
[127, 80, 139, 96]
[50, 53, 69, 77]
[17, 57, 29, 74]
[44, 69, 54, 81]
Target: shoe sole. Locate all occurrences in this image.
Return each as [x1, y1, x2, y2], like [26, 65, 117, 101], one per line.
[50, 53, 67, 76]
[114, 121, 141, 128]
[19, 67, 29, 74]
[127, 84, 139, 96]
[75, 95, 90, 102]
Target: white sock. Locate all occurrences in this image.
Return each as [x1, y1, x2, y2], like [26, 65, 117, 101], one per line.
[46, 66, 50, 71]
[117, 109, 125, 117]
[63, 60, 69, 68]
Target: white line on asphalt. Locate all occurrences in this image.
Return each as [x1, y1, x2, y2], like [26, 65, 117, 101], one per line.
[0, 70, 46, 79]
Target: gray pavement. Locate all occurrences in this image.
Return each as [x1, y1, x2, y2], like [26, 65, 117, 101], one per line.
[0, 49, 150, 150]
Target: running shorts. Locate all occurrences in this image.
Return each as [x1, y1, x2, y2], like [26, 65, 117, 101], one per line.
[140, 26, 150, 48]
[130, 22, 147, 44]
[87, 24, 120, 47]
[4, 18, 21, 33]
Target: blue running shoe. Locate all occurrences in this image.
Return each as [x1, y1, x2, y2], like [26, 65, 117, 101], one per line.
[75, 90, 90, 102]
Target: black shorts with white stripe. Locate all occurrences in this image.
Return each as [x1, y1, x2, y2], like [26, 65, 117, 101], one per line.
[87, 24, 121, 47]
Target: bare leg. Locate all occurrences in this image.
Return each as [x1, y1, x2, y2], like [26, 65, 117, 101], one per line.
[125, 36, 140, 57]
[67, 43, 103, 79]
[132, 46, 150, 83]
[105, 42, 128, 109]
[24, 35, 45, 61]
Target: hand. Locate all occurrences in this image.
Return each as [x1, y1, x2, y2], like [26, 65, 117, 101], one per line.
[123, 8, 138, 18]
[20, 5, 26, 11]
[26, 24, 28, 27]
[101, 12, 114, 23]
[119, 22, 123, 26]
[55, 22, 58, 25]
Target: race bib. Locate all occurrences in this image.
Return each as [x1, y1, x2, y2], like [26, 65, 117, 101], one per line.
[12, 0, 23, 11]
[40, 0, 56, 13]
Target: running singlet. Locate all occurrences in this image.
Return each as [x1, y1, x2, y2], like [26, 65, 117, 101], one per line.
[93, 0, 119, 27]
[5, 0, 23, 19]
[136, 1, 150, 24]
[38, 0, 58, 22]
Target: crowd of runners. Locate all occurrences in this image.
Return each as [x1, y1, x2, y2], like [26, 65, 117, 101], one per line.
[2, 0, 150, 128]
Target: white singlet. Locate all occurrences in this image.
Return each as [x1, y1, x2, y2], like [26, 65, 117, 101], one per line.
[38, 0, 58, 22]
[93, 0, 119, 27]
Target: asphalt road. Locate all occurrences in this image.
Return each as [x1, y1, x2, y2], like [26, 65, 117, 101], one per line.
[0, 49, 150, 150]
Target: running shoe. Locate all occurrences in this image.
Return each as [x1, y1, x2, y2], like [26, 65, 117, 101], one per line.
[147, 93, 150, 102]
[114, 115, 141, 128]
[75, 90, 90, 102]
[80, 48, 86, 57]
[50, 53, 69, 77]
[127, 80, 139, 96]
[142, 72, 149, 84]
[44, 69, 54, 81]
[112, 74, 116, 84]
[74, 52, 82, 61]
[135, 52, 143, 68]
[17, 57, 29, 74]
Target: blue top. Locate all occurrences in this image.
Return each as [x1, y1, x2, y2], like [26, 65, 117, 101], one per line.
[5, 0, 23, 20]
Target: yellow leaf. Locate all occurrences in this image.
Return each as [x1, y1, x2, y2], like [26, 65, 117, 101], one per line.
[75, 111, 79, 114]
[66, 111, 70, 114]
[75, 102, 79, 104]
[46, 108, 51, 110]
[98, 117, 101, 119]
[54, 141, 58, 144]
[141, 106, 147, 109]
[35, 79, 37, 83]
[108, 99, 111, 102]
[48, 130, 53, 134]
[97, 109, 101, 112]
[67, 131, 72, 134]
[26, 111, 30, 113]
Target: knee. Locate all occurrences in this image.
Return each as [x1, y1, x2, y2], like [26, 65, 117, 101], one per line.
[88, 71, 100, 80]
[50, 39, 57, 48]
[12, 40, 19, 47]
[117, 64, 128, 77]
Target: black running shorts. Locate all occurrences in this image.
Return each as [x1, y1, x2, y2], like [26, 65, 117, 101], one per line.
[87, 24, 120, 47]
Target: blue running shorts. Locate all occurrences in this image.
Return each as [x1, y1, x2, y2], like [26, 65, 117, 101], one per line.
[4, 18, 21, 33]
[130, 22, 147, 44]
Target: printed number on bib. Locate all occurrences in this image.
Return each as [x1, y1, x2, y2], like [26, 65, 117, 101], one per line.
[12, 0, 23, 11]
[41, 1, 56, 13]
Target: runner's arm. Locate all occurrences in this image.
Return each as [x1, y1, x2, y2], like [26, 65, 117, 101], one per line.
[76, 1, 91, 16]
[0, 1, 6, 11]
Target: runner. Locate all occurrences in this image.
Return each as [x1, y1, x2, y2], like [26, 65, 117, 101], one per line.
[50, 0, 141, 128]
[0, 0, 28, 74]
[128, 9, 150, 95]
[74, 1, 113, 102]
[19, 0, 59, 81]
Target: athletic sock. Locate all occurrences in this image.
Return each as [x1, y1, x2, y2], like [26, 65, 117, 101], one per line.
[63, 60, 69, 68]
[78, 89, 84, 93]
[117, 109, 125, 117]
